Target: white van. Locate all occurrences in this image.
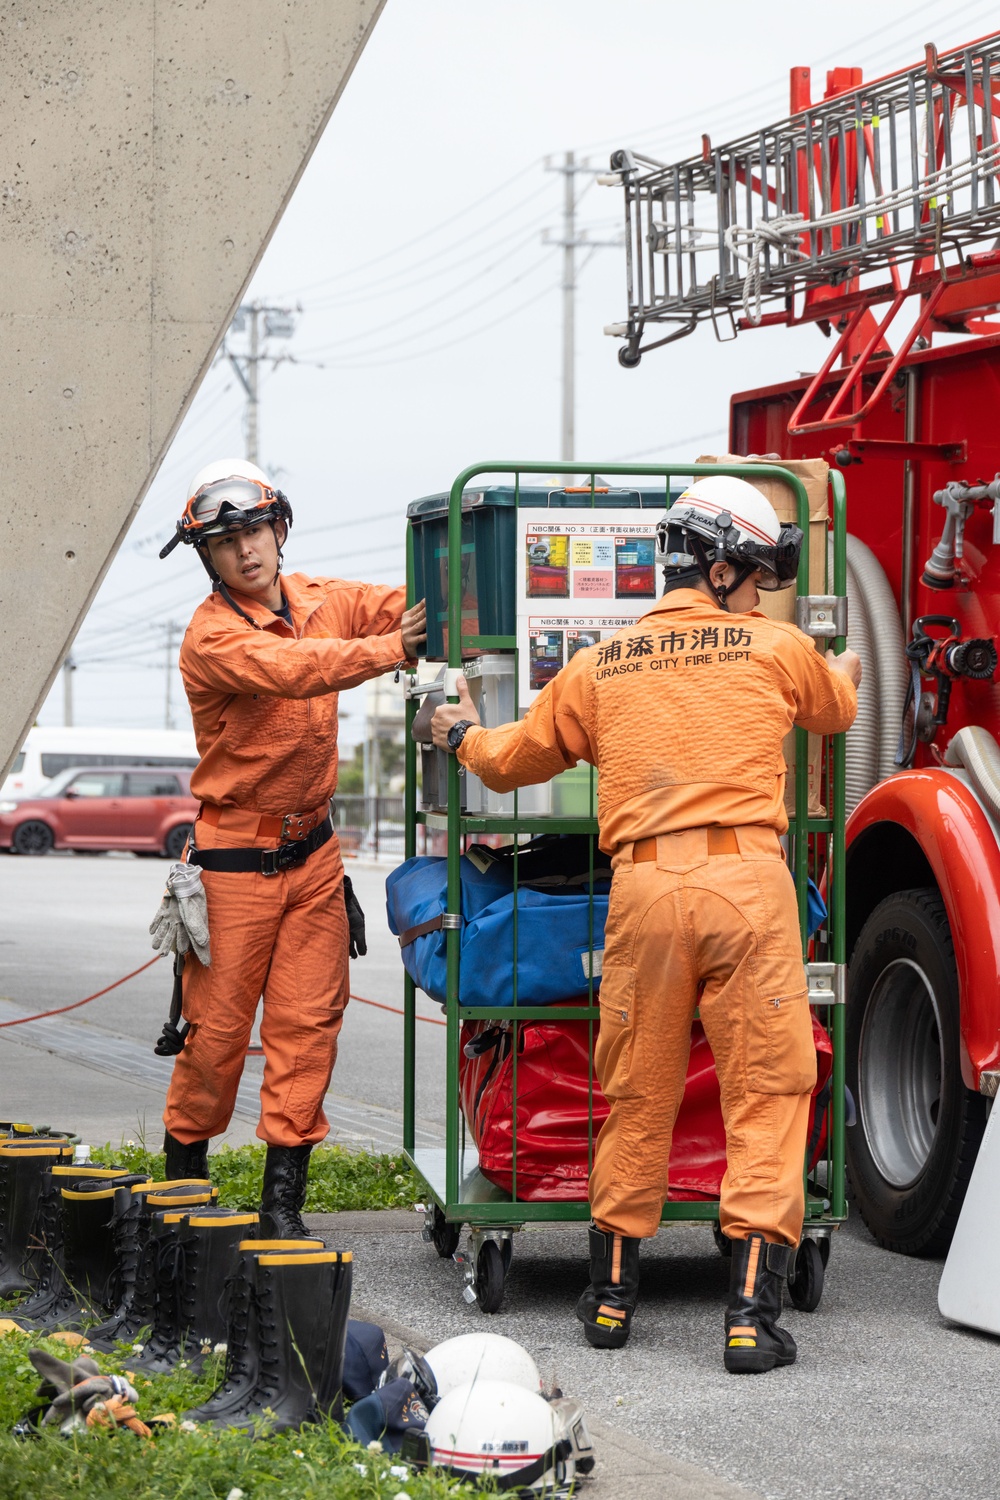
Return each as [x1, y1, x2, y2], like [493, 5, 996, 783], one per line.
[2, 727, 199, 799]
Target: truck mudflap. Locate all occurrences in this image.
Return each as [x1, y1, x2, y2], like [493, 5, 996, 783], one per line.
[847, 767, 1000, 1091]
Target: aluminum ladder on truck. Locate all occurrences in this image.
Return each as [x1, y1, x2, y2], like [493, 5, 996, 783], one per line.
[604, 31, 1000, 433]
[399, 459, 850, 1315]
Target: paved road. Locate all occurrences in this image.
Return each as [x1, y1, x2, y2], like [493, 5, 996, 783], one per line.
[2, 852, 998, 1497]
[0, 852, 445, 1150]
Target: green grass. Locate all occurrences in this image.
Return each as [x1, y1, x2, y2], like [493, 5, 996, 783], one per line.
[88, 1144, 422, 1214]
[0, 1330, 479, 1500]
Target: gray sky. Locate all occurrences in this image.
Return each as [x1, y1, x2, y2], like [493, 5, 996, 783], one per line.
[45, 0, 998, 746]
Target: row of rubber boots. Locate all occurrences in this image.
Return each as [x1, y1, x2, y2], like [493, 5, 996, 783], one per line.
[0, 1136, 352, 1432]
[576, 1224, 797, 1374]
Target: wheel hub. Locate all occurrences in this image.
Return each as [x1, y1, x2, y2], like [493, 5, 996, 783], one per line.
[858, 957, 944, 1188]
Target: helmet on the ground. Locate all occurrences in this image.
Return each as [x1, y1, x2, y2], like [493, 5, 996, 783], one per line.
[424, 1332, 542, 1404]
[548, 1395, 596, 1477]
[418, 1379, 576, 1493]
[159, 458, 292, 560]
[656, 474, 802, 607]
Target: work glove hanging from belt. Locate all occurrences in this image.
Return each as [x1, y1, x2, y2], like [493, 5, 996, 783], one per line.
[343, 875, 367, 960]
[149, 862, 211, 967]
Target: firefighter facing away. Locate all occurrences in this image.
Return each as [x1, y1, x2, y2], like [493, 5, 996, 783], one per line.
[431, 475, 860, 1372]
[154, 459, 426, 1235]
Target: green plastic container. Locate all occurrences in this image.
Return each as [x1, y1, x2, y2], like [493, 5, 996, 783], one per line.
[407, 484, 675, 660]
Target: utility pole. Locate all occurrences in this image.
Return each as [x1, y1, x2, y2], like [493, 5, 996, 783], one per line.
[544, 154, 623, 464]
[62, 654, 75, 727]
[224, 301, 299, 467]
[164, 621, 179, 730]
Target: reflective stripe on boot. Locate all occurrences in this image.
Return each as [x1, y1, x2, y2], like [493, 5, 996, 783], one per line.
[724, 1233, 797, 1374]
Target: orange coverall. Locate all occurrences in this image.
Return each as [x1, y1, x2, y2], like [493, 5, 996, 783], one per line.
[459, 588, 857, 1245]
[163, 570, 407, 1149]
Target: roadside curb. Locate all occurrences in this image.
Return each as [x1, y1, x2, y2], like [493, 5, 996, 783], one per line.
[307, 1211, 765, 1500]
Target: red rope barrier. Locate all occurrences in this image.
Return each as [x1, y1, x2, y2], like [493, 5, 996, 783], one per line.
[349, 992, 447, 1026]
[0, 955, 166, 1028]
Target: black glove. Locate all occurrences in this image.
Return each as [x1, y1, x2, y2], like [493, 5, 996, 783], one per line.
[343, 875, 367, 959]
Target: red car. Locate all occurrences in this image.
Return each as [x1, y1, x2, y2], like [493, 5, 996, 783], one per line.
[0, 766, 198, 858]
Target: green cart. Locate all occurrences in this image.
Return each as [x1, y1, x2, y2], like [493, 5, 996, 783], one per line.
[400, 460, 848, 1314]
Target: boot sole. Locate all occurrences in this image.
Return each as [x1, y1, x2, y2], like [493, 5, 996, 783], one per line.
[724, 1347, 797, 1374]
[584, 1319, 630, 1350]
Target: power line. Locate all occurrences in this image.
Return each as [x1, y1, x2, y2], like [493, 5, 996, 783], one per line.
[271, 158, 545, 298]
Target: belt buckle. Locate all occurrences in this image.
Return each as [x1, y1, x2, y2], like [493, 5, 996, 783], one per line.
[261, 841, 307, 877]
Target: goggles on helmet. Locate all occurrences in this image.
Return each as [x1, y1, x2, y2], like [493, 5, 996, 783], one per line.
[159, 476, 291, 558]
[656, 509, 802, 591]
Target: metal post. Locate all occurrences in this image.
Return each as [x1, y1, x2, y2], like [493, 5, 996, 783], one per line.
[247, 302, 260, 465]
[164, 621, 178, 730]
[62, 655, 75, 727]
[901, 365, 919, 640]
[562, 151, 575, 464]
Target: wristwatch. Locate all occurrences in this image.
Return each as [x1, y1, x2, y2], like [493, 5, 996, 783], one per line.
[446, 720, 476, 753]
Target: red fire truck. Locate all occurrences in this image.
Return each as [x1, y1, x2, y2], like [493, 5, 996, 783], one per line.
[607, 30, 1000, 1258]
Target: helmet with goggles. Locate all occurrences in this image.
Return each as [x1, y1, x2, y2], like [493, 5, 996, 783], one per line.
[655, 475, 802, 610]
[159, 458, 292, 560]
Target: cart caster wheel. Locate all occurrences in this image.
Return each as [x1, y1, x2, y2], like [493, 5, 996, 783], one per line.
[618, 345, 641, 369]
[501, 1236, 513, 1272]
[430, 1206, 461, 1260]
[817, 1235, 831, 1268]
[787, 1237, 825, 1312]
[475, 1240, 506, 1314]
[712, 1224, 732, 1258]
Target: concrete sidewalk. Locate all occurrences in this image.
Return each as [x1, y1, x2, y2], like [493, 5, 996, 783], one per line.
[309, 1209, 763, 1500]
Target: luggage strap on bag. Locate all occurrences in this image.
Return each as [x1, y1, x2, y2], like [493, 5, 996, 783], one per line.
[398, 912, 460, 949]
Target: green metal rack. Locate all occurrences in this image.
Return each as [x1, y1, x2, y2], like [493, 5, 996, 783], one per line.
[401, 460, 848, 1313]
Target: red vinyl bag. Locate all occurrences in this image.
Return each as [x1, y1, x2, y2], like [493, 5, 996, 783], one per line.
[459, 1007, 833, 1203]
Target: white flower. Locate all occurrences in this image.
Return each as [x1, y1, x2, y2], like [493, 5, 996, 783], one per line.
[225, 1490, 245, 1500]
[615, 1394, 624, 1406]
[131, 1342, 144, 1354]
[293, 1449, 305, 1458]
[367, 1438, 384, 1452]
[179, 1419, 199, 1433]
[213, 1342, 228, 1356]
[394, 1174, 406, 1184]
[390, 1465, 409, 1479]
[393, 1493, 411, 1500]
[352, 1463, 368, 1477]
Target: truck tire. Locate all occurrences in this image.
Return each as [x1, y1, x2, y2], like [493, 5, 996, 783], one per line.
[846, 888, 986, 1256]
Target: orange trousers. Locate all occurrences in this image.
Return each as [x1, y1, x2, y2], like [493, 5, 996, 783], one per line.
[162, 818, 349, 1149]
[589, 825, 817, 1246]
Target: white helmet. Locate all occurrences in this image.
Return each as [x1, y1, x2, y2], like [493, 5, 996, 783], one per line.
[159, 457, 291, 560]
[656, 475, 802, 606]
[424, 1332, 542, 1404]
[418, 1379, 577, 1493]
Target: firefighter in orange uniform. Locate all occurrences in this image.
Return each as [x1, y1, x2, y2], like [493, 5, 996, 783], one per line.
[432, 476, 860, 1371]
[156, 459, 425, 1235]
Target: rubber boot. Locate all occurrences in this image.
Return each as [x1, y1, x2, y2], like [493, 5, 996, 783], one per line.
[0, 1140, 74, 1296]
[87, 1180, 216, 1352]
[163, 1130, 210, 1181]
[183, 1237, 325, 1423]
[9, 1166, 137, 1331]
[724, 1232, 797, 1374]
[131, 1208, 259, 1374]
[222, 1249, 353, 1433]
[574, 1223, 641, 1350]
[258, 1145, 312, 1239]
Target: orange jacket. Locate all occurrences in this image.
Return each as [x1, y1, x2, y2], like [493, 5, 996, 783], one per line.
[460, 588, 857, 852]
[180, 571, 407, 814]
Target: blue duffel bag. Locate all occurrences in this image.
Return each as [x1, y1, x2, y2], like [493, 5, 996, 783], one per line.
[385, 852, 609, 1006]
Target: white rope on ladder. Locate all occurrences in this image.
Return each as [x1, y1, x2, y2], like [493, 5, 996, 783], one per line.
[723, 137, 1000, 324]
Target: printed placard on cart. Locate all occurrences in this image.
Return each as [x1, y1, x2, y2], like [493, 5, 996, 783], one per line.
[518, 509, 662, 705]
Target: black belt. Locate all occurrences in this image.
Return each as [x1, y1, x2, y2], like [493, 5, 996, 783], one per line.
[188, 816, 334, 877]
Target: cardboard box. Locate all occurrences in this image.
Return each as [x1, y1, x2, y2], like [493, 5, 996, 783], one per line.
[697, 455, 830, 816]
